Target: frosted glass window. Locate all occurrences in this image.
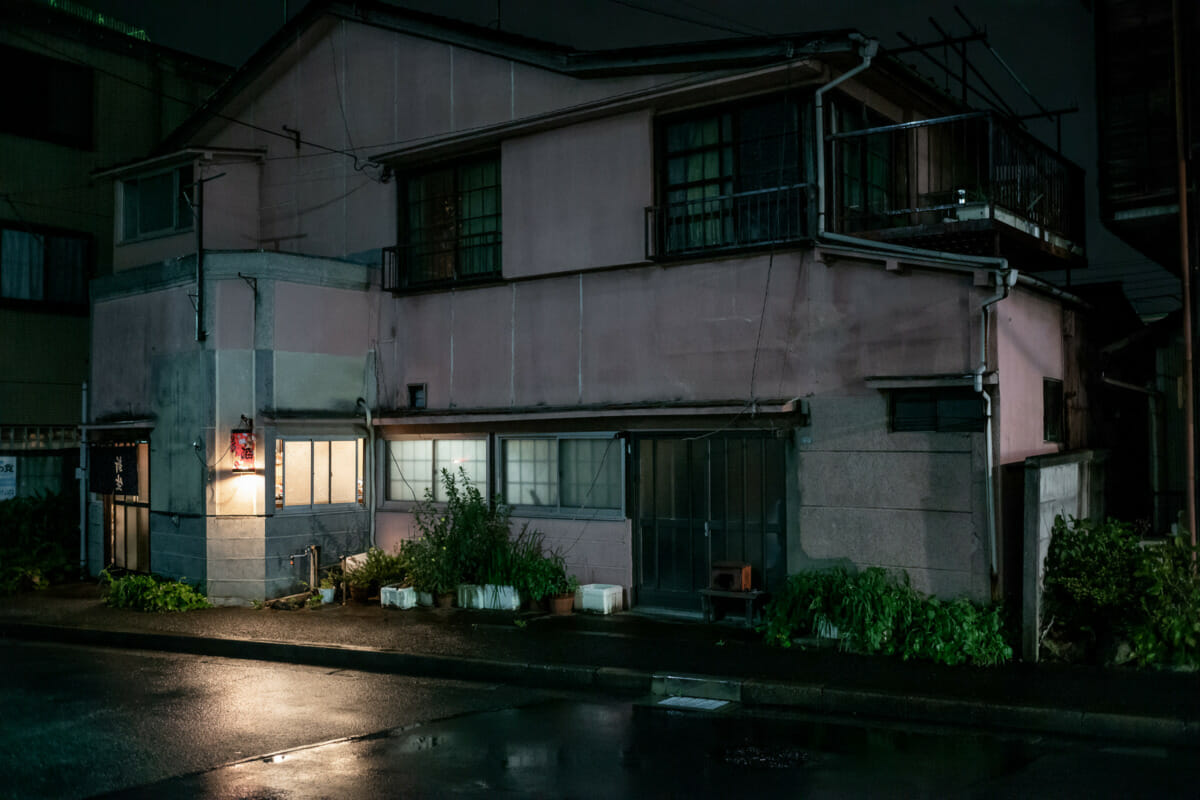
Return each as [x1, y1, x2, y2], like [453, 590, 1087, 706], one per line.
[503, 439, 557, 508]
[386, 438, 486, 502]
[283, 441, 311, 507]
[503, 436, 623, 514]
[562, 438, 621, 510]
[277, 437, 363, 509]
[433, 438, 486, 501]
[330, 440, 358, 504]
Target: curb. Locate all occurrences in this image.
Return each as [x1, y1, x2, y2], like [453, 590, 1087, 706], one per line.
[3, 621, 1195, 748]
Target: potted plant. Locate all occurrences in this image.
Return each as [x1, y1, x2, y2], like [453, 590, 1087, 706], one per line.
[318, 572, 339, 604]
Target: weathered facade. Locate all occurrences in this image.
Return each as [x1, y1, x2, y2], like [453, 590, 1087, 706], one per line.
[0, 0, 227, 501]
[89, 1, 1087, 607]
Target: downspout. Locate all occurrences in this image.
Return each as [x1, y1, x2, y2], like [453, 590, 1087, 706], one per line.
[974, 268, 1019, 578]
[78, 382, 88, 575]
[356, 397, 376, 547]
[815, 35, 879, 239]
[812, 36, 1013, 578]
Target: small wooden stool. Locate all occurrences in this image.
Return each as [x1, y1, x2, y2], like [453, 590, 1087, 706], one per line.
[699, 588, 765, 627]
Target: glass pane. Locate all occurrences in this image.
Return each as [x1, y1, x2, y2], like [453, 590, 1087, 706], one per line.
[122, 180, 138, 240]
[312, 441, 330, 504]
[45, 234, 87, 304]
[562, 438, 621, 510]
[387, 439, 432, 501]
[329, 440, 357, 504]
[1, 230, 44, 300]
[504, 438, 556, 507]
[283, 441, 311, 507]
[137, 172, 174, 234]
[275, 441, 284, 508]
[434, 438, 486, 501]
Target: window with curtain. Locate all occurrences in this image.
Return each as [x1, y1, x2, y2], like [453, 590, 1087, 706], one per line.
[0, 226, 89, 306]
[401, 156, 501, 287]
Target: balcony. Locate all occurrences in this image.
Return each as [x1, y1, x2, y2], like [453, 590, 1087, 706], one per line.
[828, 111, 1084, 269]
[645, 184, 811, 260]
[382, 231, 502, 292]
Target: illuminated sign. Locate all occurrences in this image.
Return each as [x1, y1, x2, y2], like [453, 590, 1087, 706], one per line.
[231, 429, 255, 473]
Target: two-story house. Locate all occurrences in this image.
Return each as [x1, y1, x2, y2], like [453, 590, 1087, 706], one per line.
[89, 0, 1090, 608]
[0, 0, 227, 509]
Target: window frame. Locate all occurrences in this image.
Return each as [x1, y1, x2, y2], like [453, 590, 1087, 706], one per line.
[383, 434, 489, 506]
[274, 435, 365, 512]
[654, 92, 810, 257]
[498, 433, 625, 519]
[889, 388, 986, 434]
[397, 154, 502, 289]
[0, 223, 91, 311]
[1043, 378, 1065, 443]
[119, 163, 194, 243]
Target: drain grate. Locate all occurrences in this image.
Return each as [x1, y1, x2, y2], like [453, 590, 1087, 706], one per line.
[657, 696, 729, 711]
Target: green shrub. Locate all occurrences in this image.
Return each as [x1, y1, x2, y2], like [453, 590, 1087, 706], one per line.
[0, 490, 79, 595]
[760, 566, 1012, 667]
[1042, 516, 1141, 644]
[1128, 534, 1200, 667]
[101, 570, 211, 612]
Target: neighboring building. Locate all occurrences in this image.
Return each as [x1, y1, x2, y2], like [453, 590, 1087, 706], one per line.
[0, 0, 228, 504]
[90, 0, 1090, 607]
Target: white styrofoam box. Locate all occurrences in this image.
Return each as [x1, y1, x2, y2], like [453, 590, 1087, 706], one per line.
[457, 584, 484, 609]
[577, 583, 622, 614]
[480, 584, 520, 611]
[417, 591, 433, 607]
[381, 584, 417, 609]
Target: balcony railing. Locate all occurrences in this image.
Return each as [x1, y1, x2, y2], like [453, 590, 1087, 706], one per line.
[382, 231, 502, 291]
[645, 184, 811, 259]
[829, 111, 1084, 250]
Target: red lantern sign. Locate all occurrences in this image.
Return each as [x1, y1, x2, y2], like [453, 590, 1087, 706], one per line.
[231, 429, 255, 473]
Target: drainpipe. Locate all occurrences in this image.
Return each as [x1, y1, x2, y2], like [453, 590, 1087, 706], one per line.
[356, 397, 376, 547]
[975, 268, 1019, 578]
[812, 36, 1014, 579]
[78, 382, 88, 576]
[815, 35, 879, 239]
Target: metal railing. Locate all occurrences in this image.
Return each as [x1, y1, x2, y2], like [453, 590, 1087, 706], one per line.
[829, 111, 1084, 247]
[645, 184, 810, 259]
[382, 231, 502, 291]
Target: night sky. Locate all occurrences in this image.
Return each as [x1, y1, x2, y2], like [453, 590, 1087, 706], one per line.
[76, 0, 1178, 315]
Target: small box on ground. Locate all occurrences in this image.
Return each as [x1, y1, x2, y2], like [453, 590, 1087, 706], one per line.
[576, 583, 622, 614]
[381, 584, 416, 609]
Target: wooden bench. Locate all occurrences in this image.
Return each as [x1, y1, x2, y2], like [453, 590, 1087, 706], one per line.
[699, 588, 765, 627]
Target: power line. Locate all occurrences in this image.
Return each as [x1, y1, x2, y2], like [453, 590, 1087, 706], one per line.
[600, 0, 760, 38]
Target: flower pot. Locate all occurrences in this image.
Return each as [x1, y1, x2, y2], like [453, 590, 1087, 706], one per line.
[349, 584, 371, 604]
[435, 592, 455, 608]
[549, 593, 574, 616]
[417, 591, 434, 607]
[318, 587, 336, 604]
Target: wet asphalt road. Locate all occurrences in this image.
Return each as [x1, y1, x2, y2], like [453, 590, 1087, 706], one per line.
[3, 641, 1198, 799]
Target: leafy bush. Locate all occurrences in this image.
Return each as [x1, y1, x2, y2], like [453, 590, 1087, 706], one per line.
[100, 570, 211, 612]
[1043, 516, 1141, 645]
[348, 546, 406, 588]
[1042, 515, 1200, 668]
[0, 490, 79, 595]
[760, 567, 1012, 667]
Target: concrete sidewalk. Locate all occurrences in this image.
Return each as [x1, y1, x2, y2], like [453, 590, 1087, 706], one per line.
[1, 583, 1197, 748]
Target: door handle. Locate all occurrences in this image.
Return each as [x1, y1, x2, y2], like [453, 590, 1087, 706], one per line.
[704, 521, 710, 537]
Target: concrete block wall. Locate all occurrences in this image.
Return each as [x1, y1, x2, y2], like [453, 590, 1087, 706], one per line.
[206, 516, 266, 605]
[149, 512, 206, 584]
[792, 395, 988, 602]
[1021, 450, 1107, 661]
[264, 510, 370, 599]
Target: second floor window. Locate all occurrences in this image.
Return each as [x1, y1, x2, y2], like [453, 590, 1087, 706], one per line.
[401, 156, 501, 286]
[121, 164, 193, 242]
[0, 226, 89, 308]
[657, 96, 807, 255]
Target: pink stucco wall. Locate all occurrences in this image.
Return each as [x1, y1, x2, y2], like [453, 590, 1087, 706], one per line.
[273, 281, 374, 357]
[996, 286, 1064, 464]
[377, 253, 985, 412]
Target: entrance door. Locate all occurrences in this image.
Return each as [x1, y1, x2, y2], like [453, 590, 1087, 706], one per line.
[101, 442, 150, 572]
[634, 434, 786, 609]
